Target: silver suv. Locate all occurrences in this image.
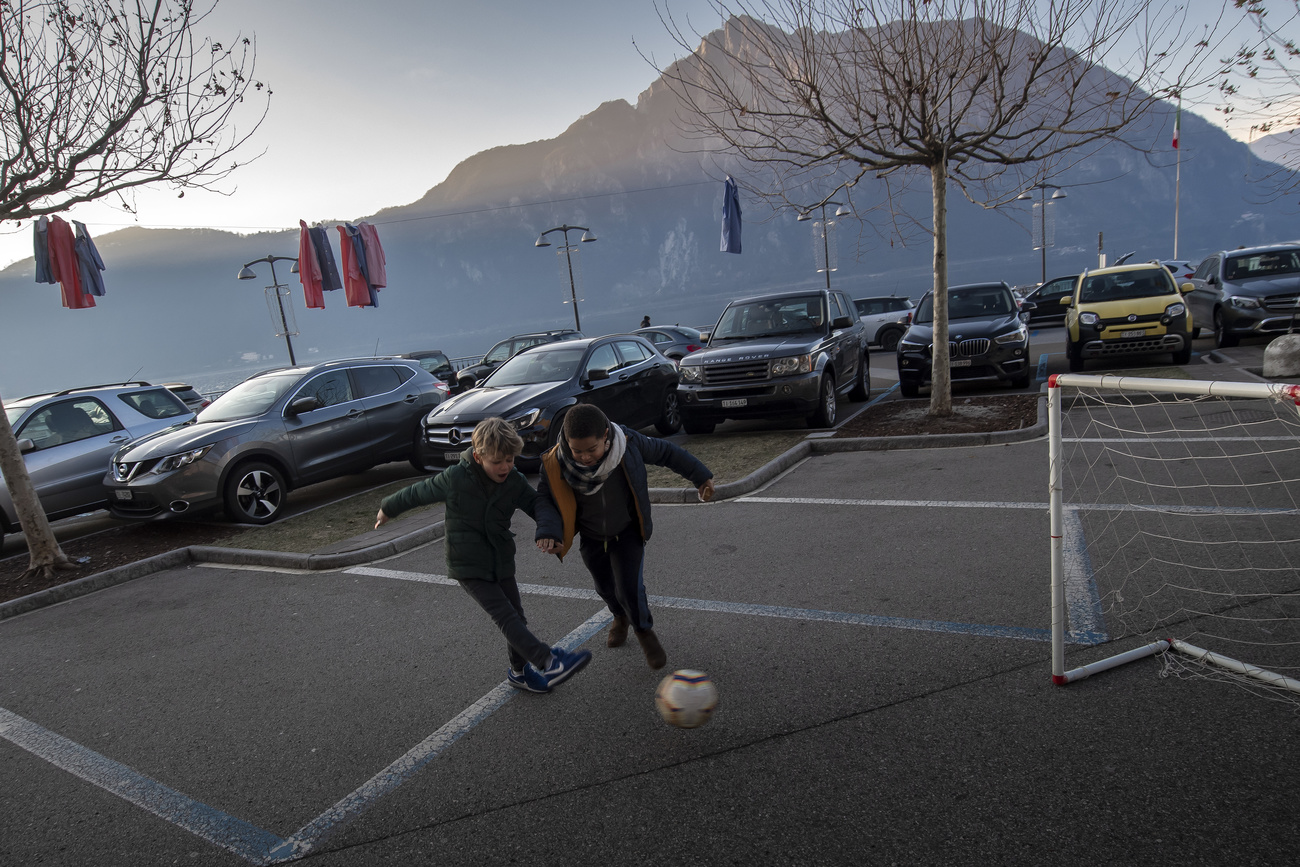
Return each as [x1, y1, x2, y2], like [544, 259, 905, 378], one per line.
[1, 382, 194, 542]
[104, 358, 443, 525]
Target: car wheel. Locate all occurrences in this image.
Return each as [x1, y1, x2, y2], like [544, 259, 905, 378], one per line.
[1010, 366, 1031, 389]
[546, 409, 569, 451]
[899, 378, 919, 398]
[807, 374, 837, 428]
[1214, 309, 1239, 348]
[1067, 339, 1084, 372]
[682, 417, 716, 435]
[1173, 339, 1192, 365]
[1191, 326, 1202, 339]
[879, 328, 902, 353]
[848, 352, 870, 401]
[655, 388, 682, 435]
[409, 426, 435, 473]
[224, 462, 286, 525]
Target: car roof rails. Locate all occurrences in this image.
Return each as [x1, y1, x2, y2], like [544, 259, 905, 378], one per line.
[17, 381, 155, 401]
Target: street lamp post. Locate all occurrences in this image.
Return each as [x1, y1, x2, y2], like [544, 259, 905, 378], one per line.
[535, 224, 596, 332]
[1017, 184, 1067, 285]
[238, 255, 301, 366]
[796, 202, 852, 289]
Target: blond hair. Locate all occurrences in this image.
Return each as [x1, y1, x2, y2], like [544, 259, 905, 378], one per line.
[472, 416, 524, 460]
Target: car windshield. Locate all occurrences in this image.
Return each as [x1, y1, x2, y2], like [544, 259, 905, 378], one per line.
[198, 371, 301, 421]
[913, 286, 1014, 324]
[712, 295, 825, 340]
[1078, 270, 1172, 303]
[1225, 250, 1300, 280]
[487, 346, 585, 386]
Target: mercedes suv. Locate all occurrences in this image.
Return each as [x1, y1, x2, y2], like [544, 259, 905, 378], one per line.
[676, 288, 869, 433]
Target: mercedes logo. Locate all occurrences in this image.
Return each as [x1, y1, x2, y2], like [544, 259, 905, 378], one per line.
[447, 428, 462, 444]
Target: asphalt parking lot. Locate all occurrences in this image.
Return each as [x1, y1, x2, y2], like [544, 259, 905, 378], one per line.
[3, 339, 1299, 865]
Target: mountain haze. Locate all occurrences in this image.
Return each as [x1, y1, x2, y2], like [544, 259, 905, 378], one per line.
[3, 18, 1296, 399]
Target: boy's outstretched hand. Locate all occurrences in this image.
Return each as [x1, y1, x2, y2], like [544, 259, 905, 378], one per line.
[697, 479, 715, 503]
[374, 509, 389, 530]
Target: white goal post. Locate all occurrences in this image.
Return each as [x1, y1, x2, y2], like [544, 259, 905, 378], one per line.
[1048, 373, 1300, 701]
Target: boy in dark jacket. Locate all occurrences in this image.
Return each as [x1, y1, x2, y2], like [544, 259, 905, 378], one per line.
[534, 404, 714, 669]
[375, 417, 590, 694]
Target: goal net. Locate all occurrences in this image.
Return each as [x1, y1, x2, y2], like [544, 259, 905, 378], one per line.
[1048, 373, 1300, 704]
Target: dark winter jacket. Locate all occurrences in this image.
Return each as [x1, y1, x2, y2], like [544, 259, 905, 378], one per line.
[534, 426, 712, 559]
[380, 449, 538, 581]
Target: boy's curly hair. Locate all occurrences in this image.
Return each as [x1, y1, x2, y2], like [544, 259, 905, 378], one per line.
[563, 403, 610, 441]
[472, 417, 524, 459]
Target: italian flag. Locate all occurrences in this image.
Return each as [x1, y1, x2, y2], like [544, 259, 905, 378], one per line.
[1172, 106, 1181, 150]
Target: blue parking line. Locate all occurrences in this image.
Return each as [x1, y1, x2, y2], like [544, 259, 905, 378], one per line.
[1036, 352, 1053, 382]
[0, 707, 287, 865]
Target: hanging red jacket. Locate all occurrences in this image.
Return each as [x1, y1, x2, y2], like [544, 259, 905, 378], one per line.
[337, 224, 374, 308]
[358, 222, 387, 288]
[47, 216, 94, 309]
[298, 220, 325, 309]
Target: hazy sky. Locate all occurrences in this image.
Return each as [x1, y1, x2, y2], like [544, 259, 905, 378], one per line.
[0, 0, 1264, 271]
[0, 0, 725, 268]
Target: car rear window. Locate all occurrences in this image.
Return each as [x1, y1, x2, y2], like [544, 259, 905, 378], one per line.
[118, 388, 190, 420]
[351, 364, 404, 397]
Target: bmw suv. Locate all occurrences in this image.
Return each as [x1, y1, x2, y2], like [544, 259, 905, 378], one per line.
[104, 358, 443, 524]
[676, 288, 869, 433]
[896, 282, 1034, 397]
[2, 382, 194, 542]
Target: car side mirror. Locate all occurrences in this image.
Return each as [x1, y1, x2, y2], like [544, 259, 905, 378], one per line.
[1019, 301, 1037, 311]
[1207, 274, 1218, 285]
[832, 315, 853, 330]
[1180, 282, 1195, 294]
[586, 368, 610, 382]
[17, 437, 35, 453]
[1063, 297, 1074, 308]
[287, 396, 320, 416]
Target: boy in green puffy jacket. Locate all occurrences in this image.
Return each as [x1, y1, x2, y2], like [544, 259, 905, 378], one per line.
[375, 416, 590, 693]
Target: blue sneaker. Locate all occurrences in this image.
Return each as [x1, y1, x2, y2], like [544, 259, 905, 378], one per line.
[542, 645, 591, 688]
[507, 665, 551, 694]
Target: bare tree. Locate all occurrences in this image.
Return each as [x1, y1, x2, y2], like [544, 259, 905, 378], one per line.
[654, 0, 1221, 415]
[1, 0, 268, 580]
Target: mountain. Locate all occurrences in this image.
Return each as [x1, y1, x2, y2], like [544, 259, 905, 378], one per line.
[3, 18, 1297, 399]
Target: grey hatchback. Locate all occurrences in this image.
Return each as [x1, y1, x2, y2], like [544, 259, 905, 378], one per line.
[1, 382, 194, 542]
[104, 358, 443, 524]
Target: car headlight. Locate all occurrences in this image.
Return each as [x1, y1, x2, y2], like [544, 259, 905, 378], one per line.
[770, 354, 813, 376]
[994, 324, 1028, 344]
[508, 408, 541, 430]
[1079, 312, 1101, 326]
[899, 338, 926, 351]
[1228, 295, 1261, 310]
[150, 446, 211, 474]
[679, 364, 702, 383]
[1164, 302, 1186, 318]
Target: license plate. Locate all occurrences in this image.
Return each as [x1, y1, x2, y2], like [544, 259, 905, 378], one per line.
[444, 451, 462, 461]
[1121, 329, 1146, 338]
[950, 359, 971, 367]
[114, 489, 132, 500]
[720, 398, 747, 408]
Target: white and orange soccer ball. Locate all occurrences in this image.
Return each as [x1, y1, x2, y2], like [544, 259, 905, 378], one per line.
[654, 669, 718, 729]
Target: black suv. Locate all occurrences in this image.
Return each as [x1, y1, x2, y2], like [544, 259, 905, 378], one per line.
[456, 330, 583, 390]
[676, 288, 870, 433]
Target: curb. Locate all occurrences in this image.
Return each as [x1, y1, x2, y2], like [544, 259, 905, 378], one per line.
[0, 398, 1048, 621]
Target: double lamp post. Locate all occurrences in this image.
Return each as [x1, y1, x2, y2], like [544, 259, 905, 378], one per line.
[535, 224, 596, 332]
[237, 255, 300, 365]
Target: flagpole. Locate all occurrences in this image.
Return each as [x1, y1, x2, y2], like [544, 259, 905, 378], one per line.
[1173, 99, 1181, 259]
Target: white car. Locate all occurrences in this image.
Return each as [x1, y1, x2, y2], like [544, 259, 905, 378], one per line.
[854, 296, 916, 350]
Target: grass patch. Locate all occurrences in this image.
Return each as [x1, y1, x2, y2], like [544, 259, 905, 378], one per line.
[645, 431, 808, 488]
[214, 478, 436, 553]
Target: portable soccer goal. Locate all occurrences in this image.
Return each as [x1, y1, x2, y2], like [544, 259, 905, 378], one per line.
[1048, 373, 1300, 704]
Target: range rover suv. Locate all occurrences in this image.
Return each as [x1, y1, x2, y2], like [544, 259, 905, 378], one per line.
[676, 288, 869, 433]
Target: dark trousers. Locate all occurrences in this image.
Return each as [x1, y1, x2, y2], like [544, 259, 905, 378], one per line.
[579, 534, 653, 632]
[458, 575, 552, 672]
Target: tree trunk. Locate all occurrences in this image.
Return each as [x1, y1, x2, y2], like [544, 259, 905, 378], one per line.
[0, 394, 73, 580]
[929, 159, 953, 416]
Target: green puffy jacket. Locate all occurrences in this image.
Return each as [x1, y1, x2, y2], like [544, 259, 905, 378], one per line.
[380, 449, 538, 581]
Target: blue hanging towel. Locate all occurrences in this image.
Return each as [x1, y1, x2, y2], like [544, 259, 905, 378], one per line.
[721, 176, 742, 254]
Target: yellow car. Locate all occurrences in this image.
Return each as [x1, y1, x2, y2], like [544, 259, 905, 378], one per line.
[1064, 263, 1194, 372]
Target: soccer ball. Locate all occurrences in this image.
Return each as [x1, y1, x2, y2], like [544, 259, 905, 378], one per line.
[655, 669, 718, 729]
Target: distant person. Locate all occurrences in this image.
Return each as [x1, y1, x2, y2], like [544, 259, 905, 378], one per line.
[375, 417, 591, 694]
[640, 315, 651, 328]
[534, 404, 714, 669]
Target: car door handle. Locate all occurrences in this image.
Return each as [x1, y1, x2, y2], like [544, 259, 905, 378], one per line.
[110, 435, 129, 443]
[345, 409, 364, 419]
[403, 394, 419, 403]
